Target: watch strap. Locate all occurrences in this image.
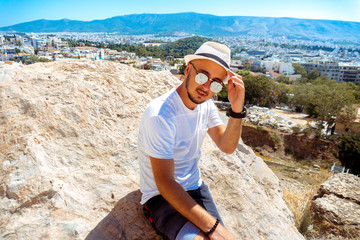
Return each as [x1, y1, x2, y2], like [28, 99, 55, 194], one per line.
[228, 106, 247, 118]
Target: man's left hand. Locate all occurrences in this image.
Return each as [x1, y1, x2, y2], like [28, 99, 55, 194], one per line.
[227, 71, 245, 113]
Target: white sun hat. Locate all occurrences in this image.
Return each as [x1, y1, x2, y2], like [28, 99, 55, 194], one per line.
[184, 41, 234, 82]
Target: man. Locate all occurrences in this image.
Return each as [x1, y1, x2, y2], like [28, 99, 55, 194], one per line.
[138, 42, 245, 240]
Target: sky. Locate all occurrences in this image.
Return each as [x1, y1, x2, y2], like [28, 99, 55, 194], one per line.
[0, 0, 359, 27]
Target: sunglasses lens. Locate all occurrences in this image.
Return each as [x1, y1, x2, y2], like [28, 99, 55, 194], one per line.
[195, 73, 208, 84]
[210, 82, 223, 93]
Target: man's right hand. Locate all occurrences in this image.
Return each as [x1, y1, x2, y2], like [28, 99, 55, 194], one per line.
[208, 224, 236, 240]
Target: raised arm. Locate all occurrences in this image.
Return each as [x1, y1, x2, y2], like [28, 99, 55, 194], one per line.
[208, 72, 245, 154]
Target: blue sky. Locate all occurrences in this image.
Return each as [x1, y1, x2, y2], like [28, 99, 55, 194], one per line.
[0, 0, 359, 27]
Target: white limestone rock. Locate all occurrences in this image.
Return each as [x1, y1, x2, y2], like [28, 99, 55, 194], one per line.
[0, 60, 303, 239]
[246, 106, 300, 133]
[311, 173, 360, 238]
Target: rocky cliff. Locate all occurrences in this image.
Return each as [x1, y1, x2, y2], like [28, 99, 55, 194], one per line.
[0, 60, 304, 239]
[309, 173, 360, 239]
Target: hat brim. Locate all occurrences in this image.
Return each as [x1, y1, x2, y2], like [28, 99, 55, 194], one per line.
[184, 55, 235, 83]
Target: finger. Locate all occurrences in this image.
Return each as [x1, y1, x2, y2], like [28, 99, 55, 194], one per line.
[227, 78, 235, 90]
[229, 77, 243, 88]
[233, 82, 245, 89]
[229, 77, 244, 88]
[227, 71, 242, 80]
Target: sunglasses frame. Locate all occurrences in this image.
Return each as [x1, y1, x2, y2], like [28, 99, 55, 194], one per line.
[190, 63, 225, 93]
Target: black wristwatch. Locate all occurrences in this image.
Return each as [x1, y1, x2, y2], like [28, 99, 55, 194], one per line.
[227, 106, 247, 118]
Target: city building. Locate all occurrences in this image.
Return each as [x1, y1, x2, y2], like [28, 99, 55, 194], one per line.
[302, 60, 360, 84]
[0, 46, 15, 61]
[253, 60, 294, 75]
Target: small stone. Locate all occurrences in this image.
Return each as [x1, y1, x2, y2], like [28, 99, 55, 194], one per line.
[313, 164, 320, 170]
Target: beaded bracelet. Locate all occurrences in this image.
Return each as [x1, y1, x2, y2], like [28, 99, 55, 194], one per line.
[206, 218, 220, 236]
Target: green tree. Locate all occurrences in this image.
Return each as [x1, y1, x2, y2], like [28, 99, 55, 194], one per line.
[144, 64, 153, 70]
[243, 63, 253, 71]
[178, 63, 187, 75]
[338, 134, 360, 175]
[64, 36, 212, 61]
[308, 69, 320, 82]
[292, 63, 307, 75]
[292, 63, 308, 82]
[276, 76, 291, 84]
[217, 84, 229, 102]
[291, 78, 356, 121]
[236, 70, 251, 78]
[186, 48, 194, 55]
[243, 74, 274, 107]
[25, 54, 52, 64]
[274, 83, 290, 105]
[235, 70, 289, 107]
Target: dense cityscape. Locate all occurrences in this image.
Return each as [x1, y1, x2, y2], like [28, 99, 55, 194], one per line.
[1, 32, 359, 84]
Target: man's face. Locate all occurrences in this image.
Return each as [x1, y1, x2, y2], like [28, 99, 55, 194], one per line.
[185, 59, 227, 105]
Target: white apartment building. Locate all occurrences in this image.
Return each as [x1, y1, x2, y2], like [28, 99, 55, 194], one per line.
[32, 39, 47, 49]
[254, 60, 294, 75]
[15, 35, 28, 45]
[279, 62, 295, 75]
[302, 60, 360, 84]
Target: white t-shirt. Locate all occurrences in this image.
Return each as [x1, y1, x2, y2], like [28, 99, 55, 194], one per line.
[138, 88, 223, 204]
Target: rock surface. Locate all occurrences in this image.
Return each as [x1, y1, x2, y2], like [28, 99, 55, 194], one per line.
[310, 173, 360, 238]
[0, 60, 303, 239]
[245, 106, 301, 133]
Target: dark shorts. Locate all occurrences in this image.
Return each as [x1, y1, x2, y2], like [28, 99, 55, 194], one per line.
[142, 182, 223, 240]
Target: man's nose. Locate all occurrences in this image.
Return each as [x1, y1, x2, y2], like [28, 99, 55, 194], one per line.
[202, 79, 212, 89]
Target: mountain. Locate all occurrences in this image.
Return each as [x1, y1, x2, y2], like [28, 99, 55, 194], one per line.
[1, 12, 360, 41]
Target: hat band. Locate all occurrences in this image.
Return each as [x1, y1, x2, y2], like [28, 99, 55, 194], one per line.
[195, 53, 229, 69]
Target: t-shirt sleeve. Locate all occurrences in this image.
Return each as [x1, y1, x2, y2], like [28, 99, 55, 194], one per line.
[142, 115, 175, 159]
[207, 100, 223, 129]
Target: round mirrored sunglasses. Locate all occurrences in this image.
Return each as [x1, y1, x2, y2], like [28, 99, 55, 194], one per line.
[191, 64, 225, 93]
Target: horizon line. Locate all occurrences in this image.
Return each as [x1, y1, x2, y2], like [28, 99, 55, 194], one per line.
[1, 12, 359, 28]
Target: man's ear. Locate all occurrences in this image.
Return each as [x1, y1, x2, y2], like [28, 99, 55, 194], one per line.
[184, 63, 191, 76]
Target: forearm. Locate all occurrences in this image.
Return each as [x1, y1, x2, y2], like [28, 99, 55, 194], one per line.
[150, 157, 236, 239]
[158, 179, 217, 233]
[151, 157, 217, 233]
[158, 180, 235, 239]
[219, 117, 243, 153]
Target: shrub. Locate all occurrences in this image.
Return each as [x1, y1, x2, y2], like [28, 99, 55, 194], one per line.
[271, 133, 282, 145]
[337, 134, 360, 175]
[285, 147, 295, 156]
[256, 126, 264, 131]
[292, 126, 302, 134]
[301, 127, 313, 136]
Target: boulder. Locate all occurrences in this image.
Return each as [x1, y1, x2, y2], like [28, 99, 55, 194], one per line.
[0, 60, 303, 239]
[310, 173, 360, 238]
[245, 106, 300, 133]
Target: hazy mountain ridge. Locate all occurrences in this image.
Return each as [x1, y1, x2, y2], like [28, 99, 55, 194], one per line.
[1, 12, 359, 41]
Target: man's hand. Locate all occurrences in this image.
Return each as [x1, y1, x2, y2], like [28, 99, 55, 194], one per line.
[208, 224, 237, 240]
[227, 71, 245, 113]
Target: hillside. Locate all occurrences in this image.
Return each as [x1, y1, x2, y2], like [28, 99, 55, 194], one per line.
[1, 12, 360, 41]
[0, 60, 304, 239]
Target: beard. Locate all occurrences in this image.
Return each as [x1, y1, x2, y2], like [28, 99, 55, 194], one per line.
[185, 74, 209, 105]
